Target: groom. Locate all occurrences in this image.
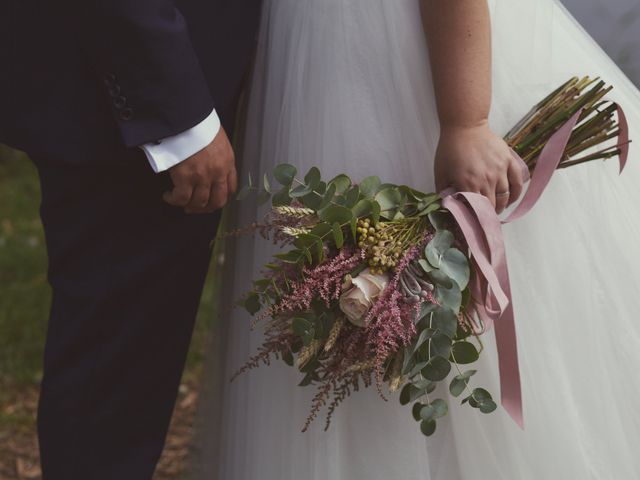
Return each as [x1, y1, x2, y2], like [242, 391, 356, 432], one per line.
[0, 0, 261, 478]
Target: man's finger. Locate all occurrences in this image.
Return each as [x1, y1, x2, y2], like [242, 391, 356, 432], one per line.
[227, 166, 238, 196]
[163, 184, 194, 207]
[207, 181, 228, 211]
[185, 184, 211, 211]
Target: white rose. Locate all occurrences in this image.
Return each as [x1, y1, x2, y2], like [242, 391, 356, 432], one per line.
[339, 269, 389, 327]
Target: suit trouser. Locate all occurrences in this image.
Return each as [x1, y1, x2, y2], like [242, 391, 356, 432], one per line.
[32, 150, 219, 479]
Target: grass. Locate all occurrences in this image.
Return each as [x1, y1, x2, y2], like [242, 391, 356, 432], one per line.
[0, 145, 218, 427]
[0, 148, 49, 388]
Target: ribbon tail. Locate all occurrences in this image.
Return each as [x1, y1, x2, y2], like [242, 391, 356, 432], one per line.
[493, 266, 524, 429]
[616, 104, 630, 174]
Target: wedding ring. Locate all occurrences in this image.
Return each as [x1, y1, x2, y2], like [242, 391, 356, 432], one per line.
[496, 191, 510, 197]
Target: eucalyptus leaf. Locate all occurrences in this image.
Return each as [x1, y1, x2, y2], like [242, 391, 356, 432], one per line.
[273, 164, 297, 185]
[427, 270, 453, 289]
[426, 230, 455, 267]
[457, 369, 477, 381]
[310, 223, 333, 239]
[422, 356, 451, 381]
[413, 379, 433, 390]
[274, 250, 302, 263]
[412, 402, 424, 421]
[472, 388, 492, 402]
[428, 210, 452, 231]
[298, 372, 314, 387]
[418, 259, 434, 273]
[450, 341, 480, 364]
[408, 361, 429, 379]
[282, 349, 294, 366]
[455, 323, 473, 342]
[243, 293, 261, 315]
[272, 187, 292, 207]
[301, 247, 312, 264]
[332, 223, 344, 248]
[333, 195, 347, 207]
[304, 167, 322, 190]
[360, 176, 382, 197]
[449, 370, 477, 397]
[432, 307, 458, 338]
[345, 185, 361, 207]
[317, 183, 337, 210]
[328, 174, 352, 194]
[431, 333, 452, 358]
[420, 419, 437, 436]
[302, 187, 323, 209]
[417, 202, 441, 217]
[375, 187, 402, 214]
[319, 205, 354, 224]
[415, 327, 436, 351]
[418, 193, 441, 206]
[294, 233, 322, 250]
[449, 377, 467, 397]
[371, 201, 381, 224]
[439, 248, 470, 290]
[479, 399, 498, 414]
[417, 302, 438, 323]
[292, 317, 313, 337]
[435, 281, 462, 313]
[350, 217, 358, 242]
[402, 345, 416, 375]
[399, 383, 427, 406]
[420, 399, 448, 422]
[352, 199, 374, 218]
[290, 183, 313, 198]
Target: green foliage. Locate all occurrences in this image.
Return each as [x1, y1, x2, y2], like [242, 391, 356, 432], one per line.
[234, 163, 495, 436]
[0, 152, 50, 386]
[274, 164, 297, 185]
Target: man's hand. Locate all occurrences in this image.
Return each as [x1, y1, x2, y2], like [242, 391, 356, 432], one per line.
[163, 127, 237, 213]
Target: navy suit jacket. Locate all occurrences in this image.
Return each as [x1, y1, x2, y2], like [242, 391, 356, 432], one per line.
[0, 0, 262, 164]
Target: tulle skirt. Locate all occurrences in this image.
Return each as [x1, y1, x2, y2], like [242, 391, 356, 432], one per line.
[194, 0, 640, 478]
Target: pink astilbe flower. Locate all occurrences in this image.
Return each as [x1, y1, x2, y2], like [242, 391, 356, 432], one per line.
[362, 234, 433, 393]
[261, 247, 365, 320]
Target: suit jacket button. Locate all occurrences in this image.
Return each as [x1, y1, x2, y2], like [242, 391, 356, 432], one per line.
[120, 108, 134, 121]
[113, 95, 127, 109]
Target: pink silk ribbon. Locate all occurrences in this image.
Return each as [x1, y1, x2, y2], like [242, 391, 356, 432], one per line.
[440, 104, 629, 428]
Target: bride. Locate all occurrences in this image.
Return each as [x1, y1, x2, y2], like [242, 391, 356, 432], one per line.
[193, 0, 640, 478]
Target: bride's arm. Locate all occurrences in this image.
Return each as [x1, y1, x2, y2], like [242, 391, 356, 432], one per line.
[421, 0, 523, 212]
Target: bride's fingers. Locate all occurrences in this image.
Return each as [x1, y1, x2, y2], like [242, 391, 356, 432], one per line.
[507, 155, 525, 206]
[481, 182, 497, 209]
[495, 176, 510, 214]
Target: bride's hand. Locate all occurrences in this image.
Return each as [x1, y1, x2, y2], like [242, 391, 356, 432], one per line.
[434, 122, 525, 214]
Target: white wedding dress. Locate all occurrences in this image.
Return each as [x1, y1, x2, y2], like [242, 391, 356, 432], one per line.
[192, 0, 640, 479]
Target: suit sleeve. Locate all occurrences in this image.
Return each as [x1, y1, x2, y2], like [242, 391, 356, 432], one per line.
[66, 0, 214, 148]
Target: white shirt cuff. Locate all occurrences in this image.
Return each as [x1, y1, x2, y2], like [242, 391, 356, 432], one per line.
[140, 108, 221, 173]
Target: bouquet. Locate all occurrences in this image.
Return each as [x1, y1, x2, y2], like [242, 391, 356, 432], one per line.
[233, 77, 630, 436]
